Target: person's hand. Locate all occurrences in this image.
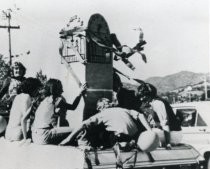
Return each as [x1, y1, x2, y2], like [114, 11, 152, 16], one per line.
[122, 140, 136, 151]
[59, 138, 69, 146]
[166, 143, 172, 150]
[80, 83, 87, 95]
[81, 59, 87, 65]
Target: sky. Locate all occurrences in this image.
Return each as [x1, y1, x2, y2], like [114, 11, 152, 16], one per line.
[1, 0, 209, 127]
[0, 0, 209, 80]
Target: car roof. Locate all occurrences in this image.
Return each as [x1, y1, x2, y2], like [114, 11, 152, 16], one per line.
[172, 101, 210, 125]
[172, 101, 210, 109]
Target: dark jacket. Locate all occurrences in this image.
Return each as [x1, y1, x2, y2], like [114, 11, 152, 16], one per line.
[117, 87, 141, 111]
[157, 97, 181, 131]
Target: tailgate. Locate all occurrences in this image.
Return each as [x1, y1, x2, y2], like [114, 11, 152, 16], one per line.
[84, 145, 202, 169]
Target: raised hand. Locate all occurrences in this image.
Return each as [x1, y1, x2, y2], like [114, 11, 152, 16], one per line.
[80, 83, 88, 95]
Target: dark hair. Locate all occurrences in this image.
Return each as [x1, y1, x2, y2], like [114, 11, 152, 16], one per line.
[43, 79, 63, 99]
[20, 77, 42, 96]
[12, 62, 26, 76]
[137, 83, 157, 98]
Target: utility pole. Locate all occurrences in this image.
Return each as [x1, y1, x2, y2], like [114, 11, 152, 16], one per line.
[0, 10, 20, 66]
[204, 75, 208, 100]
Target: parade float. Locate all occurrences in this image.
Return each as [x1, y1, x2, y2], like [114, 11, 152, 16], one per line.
[0, 13, 203, 169]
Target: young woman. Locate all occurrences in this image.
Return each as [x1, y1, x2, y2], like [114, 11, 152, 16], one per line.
[0, 62, 26, 112]
[5, 77, 42, 141]
[32, 78, 87, 145]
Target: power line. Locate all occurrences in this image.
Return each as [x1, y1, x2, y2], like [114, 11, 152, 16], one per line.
[0, 10, 20, 66]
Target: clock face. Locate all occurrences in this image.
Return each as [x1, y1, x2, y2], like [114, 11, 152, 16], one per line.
[87, 14, 112, 64]
[87, 14, 111, 46]
[88, 14, 110, 34]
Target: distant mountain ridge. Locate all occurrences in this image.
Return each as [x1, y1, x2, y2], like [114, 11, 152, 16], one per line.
[145, 71, 207, 93]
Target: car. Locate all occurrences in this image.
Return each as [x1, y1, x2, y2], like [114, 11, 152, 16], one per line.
[172, 101, 210, 169]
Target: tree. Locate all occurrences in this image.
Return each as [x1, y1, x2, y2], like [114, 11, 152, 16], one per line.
[0, 55, 10, 87]
[36, 69, 47, 85]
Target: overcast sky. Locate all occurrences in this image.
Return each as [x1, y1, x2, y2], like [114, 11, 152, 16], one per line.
[0, 0, 209, 80]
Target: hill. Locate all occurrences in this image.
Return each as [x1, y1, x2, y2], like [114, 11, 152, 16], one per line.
[122, 71, 208, 94]
[145, 71, 207, 93]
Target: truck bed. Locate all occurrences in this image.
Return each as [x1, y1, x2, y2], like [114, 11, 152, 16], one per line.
[0, 137, 202, 169]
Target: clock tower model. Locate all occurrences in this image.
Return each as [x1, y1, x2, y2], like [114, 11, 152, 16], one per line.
[59, 13, 113, 120]
[85, 14, 113, 119]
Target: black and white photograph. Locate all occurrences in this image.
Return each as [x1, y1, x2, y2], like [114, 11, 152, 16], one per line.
[0, 0, 209, 169]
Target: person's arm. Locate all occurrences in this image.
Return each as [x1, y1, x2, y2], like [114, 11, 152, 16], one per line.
[152, 101, 169, 129]
[21, 106, 32, 140]
[59, 123, 85, 145]
[164, 131, 171, 149]
[137, 112, 152, 131]
[162, 123, 171, 149]
[129, 110, 152, 131]
[58, 83, 87, 110]
[152, 100, 171, 148]
[59, 114, 99, 145]
[59, 94, 82, 110]
[20, 95, 32, 140]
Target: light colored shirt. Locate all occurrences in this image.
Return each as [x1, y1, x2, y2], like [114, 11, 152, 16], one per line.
[85, 107, 138, 137]
[33, 96, 62, 129]
[150, 99, 170, 131]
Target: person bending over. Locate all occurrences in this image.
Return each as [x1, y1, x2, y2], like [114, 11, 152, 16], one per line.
[60, 98, 155, 150]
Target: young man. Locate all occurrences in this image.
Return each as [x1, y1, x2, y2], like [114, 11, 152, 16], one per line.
[60, 98, 153, 148]
[137, 83, 182, 149]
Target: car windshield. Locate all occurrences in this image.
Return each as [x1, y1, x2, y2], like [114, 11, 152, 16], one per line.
[176, 109, 196, 127]
[176, 108, 207, 127]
